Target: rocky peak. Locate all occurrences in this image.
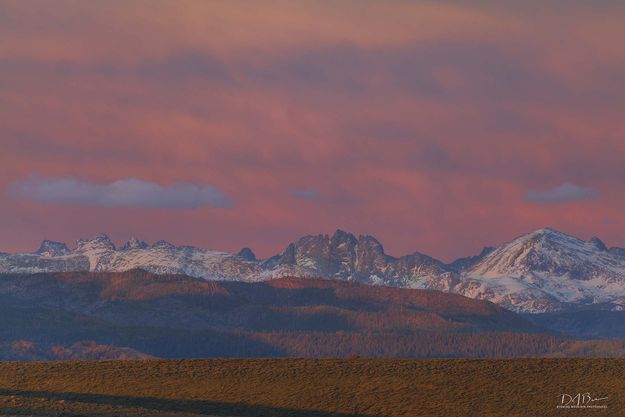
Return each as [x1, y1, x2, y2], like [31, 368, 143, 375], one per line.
[479, 246, 496, 257]
[120, 237, 149, 251]
[262, 231, 369, 277]
[589, 237, 608, 252]
[331, 229, 358, 246]
[355, 235, 388, 273]
[531, 227, 558, 237]
[356, 235, 385, 254]
[448, 246, 495, 272]
[262, 243, 296, 268]
[94, 233, 113, 242]
[76, 233, 115, 251]
[237, 247, 257, 262]
[36, 240, 70, 257]
[152, 240, 176, 249]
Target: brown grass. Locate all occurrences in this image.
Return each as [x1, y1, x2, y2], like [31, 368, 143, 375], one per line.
[0, 358, 622, 416]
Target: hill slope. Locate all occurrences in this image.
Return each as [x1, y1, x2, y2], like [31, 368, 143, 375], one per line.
[0, 270, 559, 359]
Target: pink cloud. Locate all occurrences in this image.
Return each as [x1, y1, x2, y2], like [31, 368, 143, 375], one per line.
[1, 1, 625, 260]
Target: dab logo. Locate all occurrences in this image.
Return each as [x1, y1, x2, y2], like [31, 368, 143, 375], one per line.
[557, 392, 608, 409]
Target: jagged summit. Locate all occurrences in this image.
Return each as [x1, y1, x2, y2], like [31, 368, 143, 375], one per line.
[36, 240, 70, 257]
[76, 233, 116, 251]
[237, 247, 257, 262]
[589, 237, 608, 251]
[449, 246, 495, 272]
[261, 229, 448, 286]
[530, 227, 559, 235]
[120, 237, 149, 251]
[152, 240, 176, 249]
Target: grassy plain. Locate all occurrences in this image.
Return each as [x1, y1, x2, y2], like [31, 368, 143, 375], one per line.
[0, 358, 621, 416]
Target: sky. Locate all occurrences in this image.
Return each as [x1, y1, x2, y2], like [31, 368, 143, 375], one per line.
[1, 1, 625, 261]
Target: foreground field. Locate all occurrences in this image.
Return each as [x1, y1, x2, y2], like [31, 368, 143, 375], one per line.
[0, 358, 621, 417]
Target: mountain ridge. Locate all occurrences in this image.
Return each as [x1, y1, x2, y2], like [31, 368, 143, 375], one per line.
[2, 228, 625, 313]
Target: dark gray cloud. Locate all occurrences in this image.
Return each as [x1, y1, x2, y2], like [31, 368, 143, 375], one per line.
[9, 176, 232, 208]
[526, 183, 598, 203]
[0, 49, 232, 85]
[385, 42, 566, 102]
[290, 188, 321, 200]
[0, 40, 587, 104]
[353, 122, 421, 142]
[137, 50, 232, 83]
[233, 40, 575, 108]
[242, 44, 370, 96]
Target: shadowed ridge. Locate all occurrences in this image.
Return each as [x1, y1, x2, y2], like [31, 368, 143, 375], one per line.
[43, 268, 231, 300]
[263, 275, 509, 316]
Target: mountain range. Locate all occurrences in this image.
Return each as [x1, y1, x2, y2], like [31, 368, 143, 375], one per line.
[2, 228, 625, 314]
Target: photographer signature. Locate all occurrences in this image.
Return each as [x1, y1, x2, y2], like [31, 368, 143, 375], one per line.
[560, 393, 608, 407]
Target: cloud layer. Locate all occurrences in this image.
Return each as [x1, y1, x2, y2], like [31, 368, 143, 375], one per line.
[290, 188, 321, 200]
[10, 177, 232, 209]
[526, 183, 598, 204]
[0, 2, 623, 259]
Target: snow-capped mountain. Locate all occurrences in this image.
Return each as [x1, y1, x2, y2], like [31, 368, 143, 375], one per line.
[2, 228, 625, 313]
[458, 228, 625, 313]
[0, 233, 263, 281]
